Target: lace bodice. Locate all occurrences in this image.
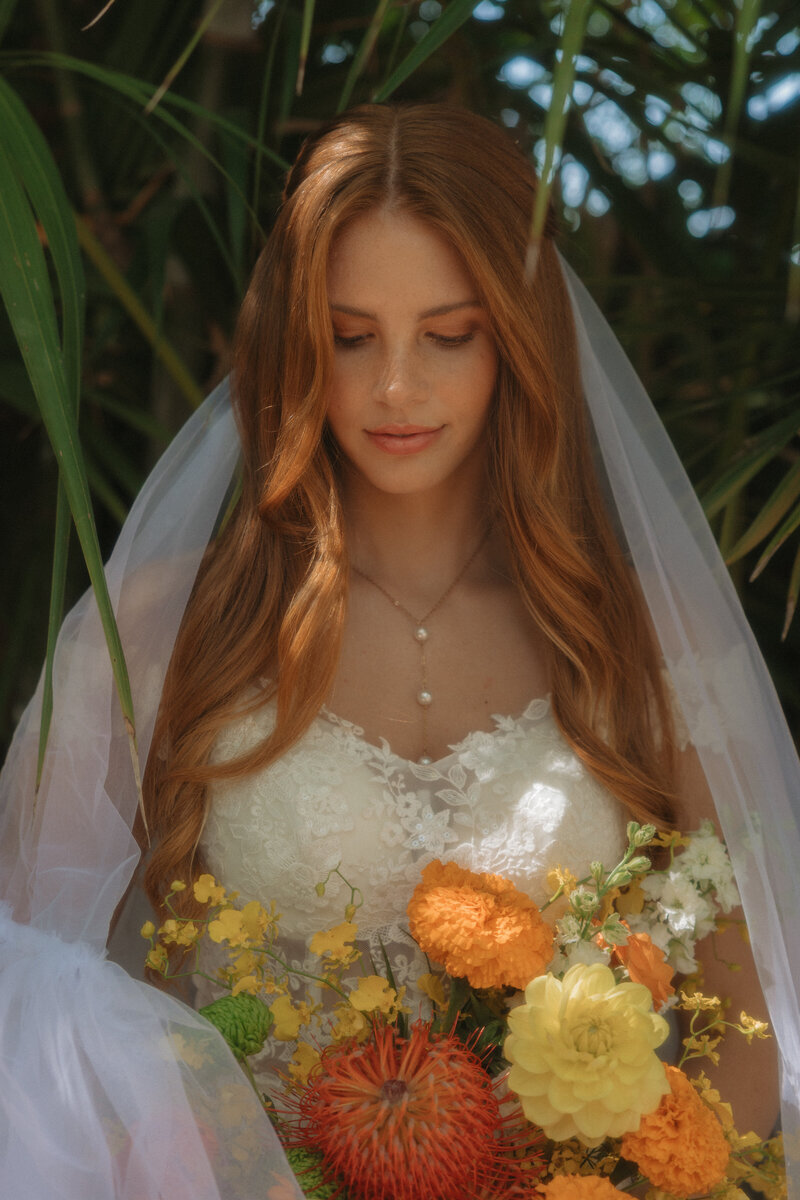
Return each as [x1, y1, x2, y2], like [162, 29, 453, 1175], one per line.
[196, 696, 629, 1084]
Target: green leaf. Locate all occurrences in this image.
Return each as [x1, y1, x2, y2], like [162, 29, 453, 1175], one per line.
[221, 109, 250, 293]
[338, 0, 392, 113]
[782, 541, 800, 639]
[9, 52, 287, 170]
[0, 138, 136, 756]
[252, 0, 290, 220]
[726, 460, 800, 564]
[701, 409, 800, 519]
[0, 76, 87, 782]
[750, 501, 800, 581]
[145, 0, 228, 115]
[0, 77, 85, 412]
[85, 388, 172, 445]
[76, 217, 205, 411]
[82, 419, 145, 501]
[296, 0, 316, 95]
[84, 457, 130, 525]
[712, 0, 762, 210]
[372, 0, 476, 102]
[528, 0, 593, 262]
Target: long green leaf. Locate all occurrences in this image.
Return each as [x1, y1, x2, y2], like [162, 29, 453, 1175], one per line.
[85, 458, 129, 525]
[82, 419, 145, 501]
[372, 0, 476, 102]
[85, 388, 171, 444]
[381, 2, 411, 84]
[0, 140, 136, 759]
[782, 541, 800, 639]
[701, 408, 800, 519]
[7, 52, 288, 168]
[145, 0, 228, 114]
[750, 501, 800, 580]
[252, 0, 289, 221]
[338, 0, 392, 114]
[296, 0, 316, 95]
[5, 51, 273, 274]
[528, 0, 592, 270]
[726, 459, 800, 564]
[0, 76, 86, 783]
[0, 77, 84, 411]
[712, 0, 762, 210]
[221, 110, 249, 293]
[76, 217, 205, 411]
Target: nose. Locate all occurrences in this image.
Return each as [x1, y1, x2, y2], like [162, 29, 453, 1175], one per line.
[376, 343, 426, 407]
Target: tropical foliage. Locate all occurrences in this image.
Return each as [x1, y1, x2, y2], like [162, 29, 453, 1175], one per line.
[1, 0, 798, 759]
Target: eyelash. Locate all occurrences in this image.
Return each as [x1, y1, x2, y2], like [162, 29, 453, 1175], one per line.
[333, 332, 475, 349]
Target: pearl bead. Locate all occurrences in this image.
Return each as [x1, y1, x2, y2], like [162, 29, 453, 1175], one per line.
[414, 626, 429, 643]
[419, 755, 433, 766]
[417, 690, 432, 707]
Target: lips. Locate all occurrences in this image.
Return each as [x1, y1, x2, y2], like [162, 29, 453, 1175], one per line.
[365, 424, 443, 455]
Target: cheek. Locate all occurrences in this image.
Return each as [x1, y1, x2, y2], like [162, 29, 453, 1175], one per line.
[462, 350, 498, 419]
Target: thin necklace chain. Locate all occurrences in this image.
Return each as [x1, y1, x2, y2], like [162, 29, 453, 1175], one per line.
[351, 527, 490, 764]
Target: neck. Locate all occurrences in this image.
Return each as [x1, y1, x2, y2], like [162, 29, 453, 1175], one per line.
[341, 472, 495, 602]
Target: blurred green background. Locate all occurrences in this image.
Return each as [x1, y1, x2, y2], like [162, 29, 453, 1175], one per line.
[1, 0, 798, 759]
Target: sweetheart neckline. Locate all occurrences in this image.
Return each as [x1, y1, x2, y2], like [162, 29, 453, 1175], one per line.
[316, 693, 554, 769]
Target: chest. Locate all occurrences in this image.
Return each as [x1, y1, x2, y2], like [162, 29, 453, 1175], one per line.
[202, 699, 629, 938]
[327, 575, 549, 763]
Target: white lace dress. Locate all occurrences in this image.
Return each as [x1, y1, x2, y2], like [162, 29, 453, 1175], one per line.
[195, 695, 629, 1086]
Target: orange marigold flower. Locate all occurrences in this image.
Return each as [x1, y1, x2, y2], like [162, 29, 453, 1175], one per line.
[621, 1065, 729, 1196]
[407, 860, 554, 990]
[289, 1022, 543, 1200]
[613, 931, 675, 1010]
[539, 1178, 624, 1199]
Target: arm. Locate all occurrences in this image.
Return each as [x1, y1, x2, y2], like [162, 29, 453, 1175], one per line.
[672, 744, 780, 1140]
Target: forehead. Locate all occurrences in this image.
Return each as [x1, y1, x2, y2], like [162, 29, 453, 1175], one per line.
[327, 208, 478, 307]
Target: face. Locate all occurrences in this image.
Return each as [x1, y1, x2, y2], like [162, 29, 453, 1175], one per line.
[324, 208, 498, 501]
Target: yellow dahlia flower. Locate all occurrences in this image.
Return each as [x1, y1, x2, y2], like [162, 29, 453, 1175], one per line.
[504, 962, 669, 1145]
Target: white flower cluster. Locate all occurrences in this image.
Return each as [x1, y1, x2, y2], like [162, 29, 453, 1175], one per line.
[627, 820, 740, 974]
[549, 907, 613, 975]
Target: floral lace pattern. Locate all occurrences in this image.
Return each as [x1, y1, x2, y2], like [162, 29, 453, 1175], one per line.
[196, 696, 629, 1082]
[201, 695, 628, 928]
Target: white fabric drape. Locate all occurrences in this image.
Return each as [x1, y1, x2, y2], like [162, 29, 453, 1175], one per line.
[0, 263, 797, 1196]
[566, 262, 800, 1186]
[0, 386, 304, 1199]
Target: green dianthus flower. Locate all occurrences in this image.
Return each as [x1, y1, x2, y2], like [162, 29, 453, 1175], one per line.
[199, 991, 273, 1060]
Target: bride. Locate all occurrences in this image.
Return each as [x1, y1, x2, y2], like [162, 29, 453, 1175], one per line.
[1, 104, 796, 1199]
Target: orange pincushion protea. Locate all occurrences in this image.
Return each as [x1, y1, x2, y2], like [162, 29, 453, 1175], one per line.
[621, 1065, 729, 1196]
[407, 860, 553, 989]
[291, 1022, 543, 1200]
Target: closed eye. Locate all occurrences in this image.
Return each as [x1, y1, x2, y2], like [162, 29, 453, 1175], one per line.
[428, 332, 475, 348]
[333, 333, 370, 348]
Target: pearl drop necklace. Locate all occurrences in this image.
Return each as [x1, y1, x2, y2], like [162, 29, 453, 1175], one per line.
[351, 529, 489, 764]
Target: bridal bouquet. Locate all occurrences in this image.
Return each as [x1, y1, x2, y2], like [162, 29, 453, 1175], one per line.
[143, 822, 786, 1200]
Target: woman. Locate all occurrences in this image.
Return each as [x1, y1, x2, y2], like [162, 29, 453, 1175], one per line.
[0, 104, 797, 1198]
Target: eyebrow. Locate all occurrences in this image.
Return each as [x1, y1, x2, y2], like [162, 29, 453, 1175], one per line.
[329, 299, 482, 320]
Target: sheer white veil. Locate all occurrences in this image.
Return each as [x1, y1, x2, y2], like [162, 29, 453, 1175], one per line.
[0, 387, 304, 1199]
[0, 258, 797, 1196]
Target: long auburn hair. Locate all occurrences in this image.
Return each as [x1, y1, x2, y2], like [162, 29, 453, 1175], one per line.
[143, 103, 676, 916]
